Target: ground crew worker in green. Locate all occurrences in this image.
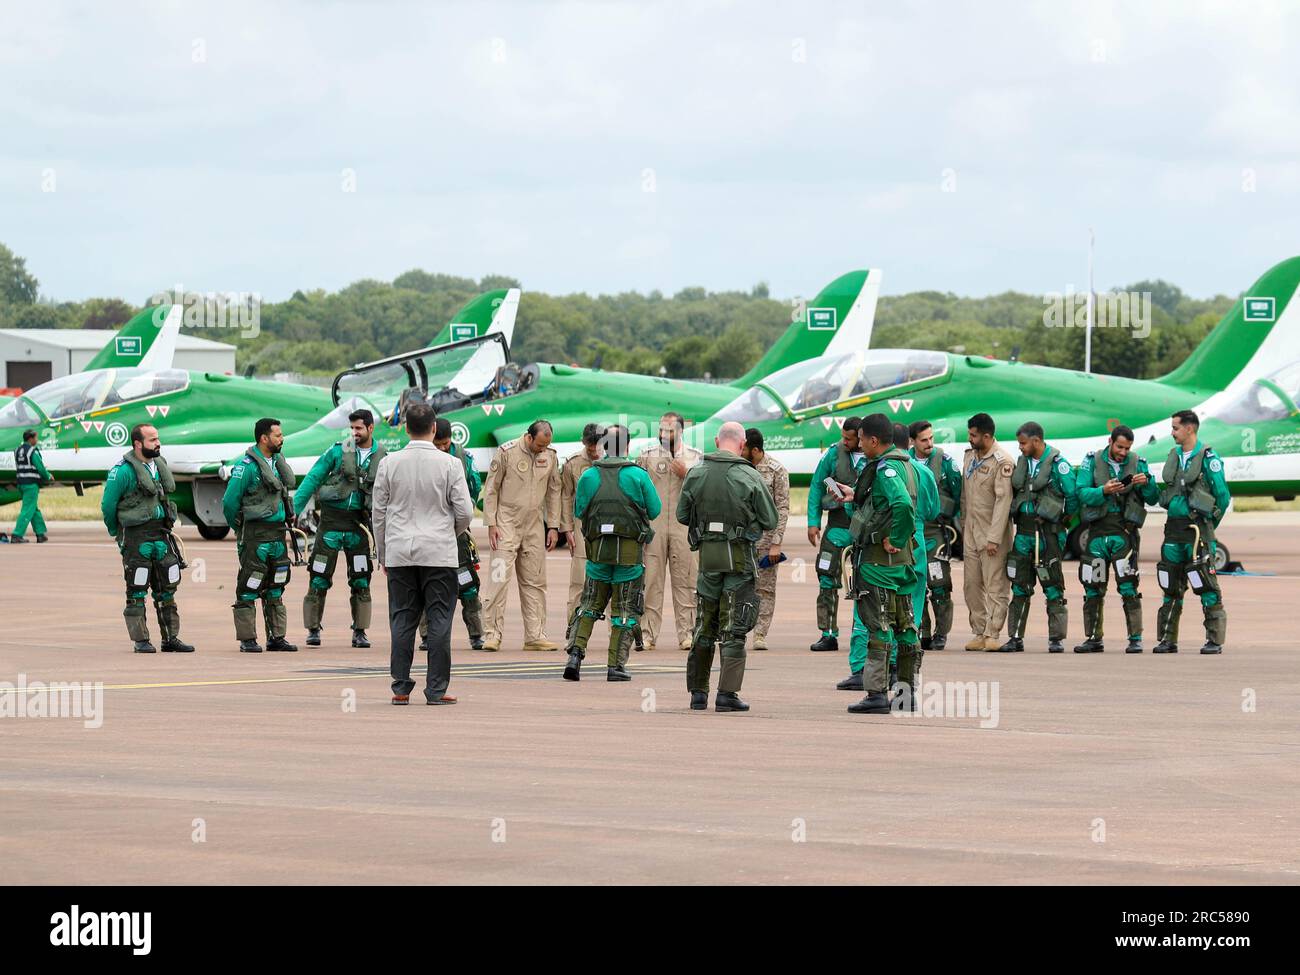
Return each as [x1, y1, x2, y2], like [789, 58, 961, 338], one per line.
[100, 423, 193, 654]
[10, 429, 51, 543]
[806, 416, 865, 651]
[677, 421, 779, 712]
[1154, 409, 1232, 654]
[563, 425, 661, 683]
[839, 422, 937, 692]
[1074, 424, 1159, 654]
[223, 417, 299, 653]
[845, 413, 920, 714]
[423, 417, 486, 651]
[994, 421, 1078, 653]
[909, 419, 961, 650]
[294, 408, 385, 649]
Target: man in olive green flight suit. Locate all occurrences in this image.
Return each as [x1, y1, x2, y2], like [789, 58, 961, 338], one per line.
[994, 421, 1078, 653]
[1154, 409, 1232, 654]
[1074, 424, 1159, 653]
[222, 417, 299, 653]
[295, 408, 386, 648]
[806, 416, 865, 651]
[677, 421, 779, 713]
[563, 425, 661, 682]
[841, 422, 937, 692]
[101, 423, 194, 653]
[422, 417, 486, 650]
[845, 413, 921, 714]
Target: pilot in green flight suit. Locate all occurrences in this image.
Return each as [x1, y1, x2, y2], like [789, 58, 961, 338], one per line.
[10, 429, 51, 543]
[100, 423, 193, 653]
[840, 426, 938, 692]
[994, 422, 1078, 653]
[1073, 424, 1159, 653]
[1154, 410, 1232, 654]
[294, 409, 386, 649]
[678, 421, 779, 712]
[806, 417, 865, 652]
[909, 421, 962, 651]
[562, 425, 661, 682]
[222, 417, 299, 653]
[845, 413, 920, 715]
[422, 418, 486, 651]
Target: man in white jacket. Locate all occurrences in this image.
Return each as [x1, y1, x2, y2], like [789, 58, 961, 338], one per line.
[372, 403, 474, 705]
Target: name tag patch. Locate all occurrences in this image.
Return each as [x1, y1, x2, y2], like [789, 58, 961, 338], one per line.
[708, 521, 725, 533]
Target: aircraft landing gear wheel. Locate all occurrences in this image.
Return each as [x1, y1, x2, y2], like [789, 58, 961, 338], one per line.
[1212, 544, 1229, 573]
[196, 523, 230, 541]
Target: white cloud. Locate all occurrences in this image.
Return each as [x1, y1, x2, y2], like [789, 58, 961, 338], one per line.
[1, 0, 1297, 303]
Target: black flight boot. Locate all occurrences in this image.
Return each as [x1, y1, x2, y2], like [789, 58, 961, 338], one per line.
[607, 666, 631, 682]
[351, 629, 370, 648]
[133, 640, 157, 653]
[847, 692, 891, 714]
[266, 637, 298, 652]
[689, 691, 708, 711]
[836, 670, 864, 691]
[715, 691, 749, 712]
[306, 628, 321, 647]
[809, 634, 839, 652]
[239, 639, 263, 653]
[160, 637, 194, 653]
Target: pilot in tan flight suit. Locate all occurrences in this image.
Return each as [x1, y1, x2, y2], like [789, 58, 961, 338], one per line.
[636, 412, 702, 650]
[481, 420, 563, 651]
[960, 412, 1014, 650]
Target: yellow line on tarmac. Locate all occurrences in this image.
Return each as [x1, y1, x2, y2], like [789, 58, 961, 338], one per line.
[0, 665, 685, 693]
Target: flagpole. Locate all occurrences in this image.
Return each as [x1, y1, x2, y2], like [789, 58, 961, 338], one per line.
[1085, 228, 1095, 373]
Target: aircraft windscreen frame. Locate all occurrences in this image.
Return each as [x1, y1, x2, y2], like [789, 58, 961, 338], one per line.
[1213, 361, 1300, 424]
[331, 331, 511, 425]
[747, 348, 950, 416]
[0, 368, 190, 427]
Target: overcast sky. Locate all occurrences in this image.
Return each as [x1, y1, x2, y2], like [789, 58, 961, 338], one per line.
[3, 0, 1298, 304]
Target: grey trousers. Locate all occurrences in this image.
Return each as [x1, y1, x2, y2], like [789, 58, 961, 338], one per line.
[388, 565, 457, 701]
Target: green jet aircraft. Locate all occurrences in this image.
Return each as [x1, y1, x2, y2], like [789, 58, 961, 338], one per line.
[203, 269, 886, 499]
[0, 288, 521, 537]
[683, 256, 1300, 499]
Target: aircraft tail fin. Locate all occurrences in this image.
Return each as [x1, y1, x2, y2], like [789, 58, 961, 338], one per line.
[731, 269, 882, 388]
[84, 304, 182, 371]
[1158, 257, 1300, 397]
[430, 288, 520, 348]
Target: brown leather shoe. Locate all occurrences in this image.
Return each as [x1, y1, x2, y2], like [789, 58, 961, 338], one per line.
[392, 694, 410, 705]
[426, 695, 458, 705]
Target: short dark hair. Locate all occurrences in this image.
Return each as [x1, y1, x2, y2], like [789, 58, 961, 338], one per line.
[908, 420, 933, 440]
[842, 416, 863, 435]
[1110, 424, 1135, 443]
[254, 417, 280, 442]
[527, 419, 552, 438]
[348, 409, 374, 427]
[1016, 421, 1044, 440]
[406, 403, 435, 436]
[859, 413, 893, 443]
[1172, 409, 1200, 428]
[434, 417, 452, 440]
[660, 412, 685, 431]
[744, 427, 764, 452]
[22, 428, 37, 443]
[968, 413, 995, 436]
[130, 423, 154, 448]
[602, 424, 630, 458]
[581, 422, 605, 446]
[892, 422, 910, 449]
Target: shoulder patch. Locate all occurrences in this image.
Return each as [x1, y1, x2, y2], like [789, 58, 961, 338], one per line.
[1209, 457, 1223, 473]
[883, 467, 897, 477]
[1000, 463, 1013, 476]
[1057, 461, 1070, 475]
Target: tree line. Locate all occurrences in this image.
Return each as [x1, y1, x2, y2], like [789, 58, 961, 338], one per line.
[1, 241, 1234, 382]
